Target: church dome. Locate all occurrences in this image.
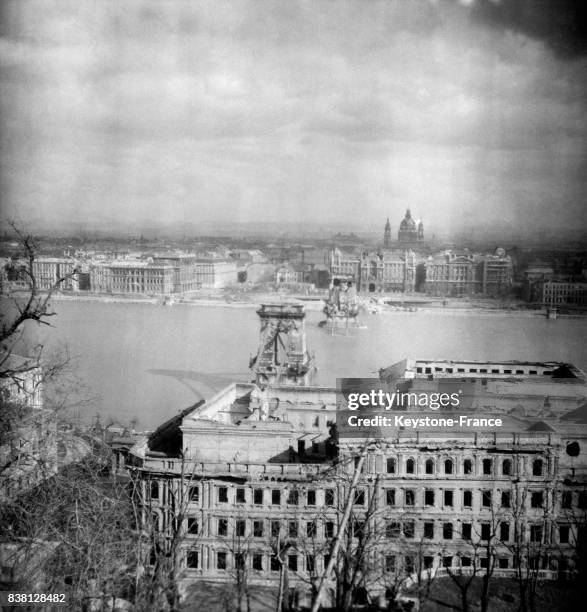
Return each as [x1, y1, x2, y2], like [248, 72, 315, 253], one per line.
[399, 209, 417, 231]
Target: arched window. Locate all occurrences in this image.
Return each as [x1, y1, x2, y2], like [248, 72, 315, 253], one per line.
[386, 458, 396, 474]
[502, 459, 512, 476]
[463, 459, 473, 475]
[406, 458, 415, 474]
[425, 459, 434, 475]
[444, 459, 453, 475]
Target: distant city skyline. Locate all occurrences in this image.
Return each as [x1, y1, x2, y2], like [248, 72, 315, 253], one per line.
[1, 0, 586, 237]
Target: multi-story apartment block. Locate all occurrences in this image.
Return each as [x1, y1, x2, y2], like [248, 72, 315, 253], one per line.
[481, 248, 513, 296]
[424, 251, 481, 297]
[89, 261, 175, 295]
[151, 254, 201, 293]
[542, 281, 587, 307]
[329, 248, 417, 293]
[194, 259, 237, 289]
[127, 310, 587, 607]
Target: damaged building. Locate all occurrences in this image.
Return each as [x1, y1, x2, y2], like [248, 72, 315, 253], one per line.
[127, 304, 587, 607]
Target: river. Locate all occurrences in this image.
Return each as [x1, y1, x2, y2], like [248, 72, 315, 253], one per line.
[38, 301, 587, 430]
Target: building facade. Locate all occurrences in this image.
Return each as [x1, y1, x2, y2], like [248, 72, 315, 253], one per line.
[128, 338, 587, 606]
[26, 258, 79, 291]
[89, 261, 175, 295]
[542, 281, 587, 307]
[424, 252, 481, 296]
[329, 249, 417, 293]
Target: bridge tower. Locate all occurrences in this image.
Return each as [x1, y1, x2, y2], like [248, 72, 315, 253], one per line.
[249, 303, 315, 386]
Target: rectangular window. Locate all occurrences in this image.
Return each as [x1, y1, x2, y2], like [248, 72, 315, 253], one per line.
[218, 518, 228, 537]
[443, 523, 453, 540]
[500, 522, 510, 542]
[462, 523, 472, 540]
[354, 489, 365, 506]
[385, 555, 396, 572]
[187, 550, 199, 569]
[187, 517, 199, 535]
[386, 521, 401, 539]
[218, 487, 228, 503]
[288, 555, 298, 572]
[386, 489, 396, 506]
[325, 489, 334, 506]
[463, 490, 472, 508]
[253, 520, 264, 538]
[481, 523, 491, 541]
[288, 521, 298, 539]
[236, 488, 246, 504]
[235, 520, 246, 537]
[461, 556, 471, 567]
[306, 521, 317, 538]
[425, 490, 435, 506]
[253, 554, 263, 571]
[463, 459, 473, 475]
[403, 521, 415, 539]
[532, 460, 543, 476]
[482, 490, 492, 507]
[405, 489, 415, 506]
[424, 522, 434, 539]
[270, 556, 280, 572]
[562, 491, 572, 509]
[386, 458, 396, 474]
[150, 481, 159, 500]
[217, 552, 227, 570]
[272, 489, 281, 505]
[531, 492, 544, 508]
[559, 525, 570, 544]
[325, 521, 334, 538]
[271, 520, 280, 538]
[498, 558, 509, 569]
[253, 489, 263, 505]
[235, 553, 245, 570]
[189, 485, 199, 502]
[306, 554, 315, 573]
[578, 492, 587, 509]
[530, 525, 543, 543]
[483, 459, 492, 475]
[501, 491, 511, 508]
[444, 490, 453, 507]
[288, 490, 299, 505]
[307, 490, 316, 506]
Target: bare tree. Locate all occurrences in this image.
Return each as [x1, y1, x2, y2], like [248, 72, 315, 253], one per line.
[133, 456, 202, 611]
[0, 444, 139, 610]
[1, 222, 75, 376]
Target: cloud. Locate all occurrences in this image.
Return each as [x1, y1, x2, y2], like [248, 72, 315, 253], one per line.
[471, 0, 587, 59]
[0, 0, 586, 235]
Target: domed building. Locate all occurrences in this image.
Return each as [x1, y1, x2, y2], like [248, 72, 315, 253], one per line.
[398, 208, 424, 246]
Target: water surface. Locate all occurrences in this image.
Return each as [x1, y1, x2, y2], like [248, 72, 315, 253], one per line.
[40, 302, 587, 430]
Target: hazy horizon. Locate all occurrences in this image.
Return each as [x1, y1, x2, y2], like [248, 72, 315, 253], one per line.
[1, 0, 586, 237]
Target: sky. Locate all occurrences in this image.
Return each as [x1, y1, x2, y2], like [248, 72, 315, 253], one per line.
[1, 0, 586, 237]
